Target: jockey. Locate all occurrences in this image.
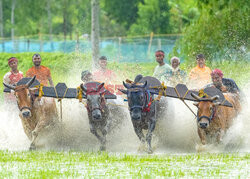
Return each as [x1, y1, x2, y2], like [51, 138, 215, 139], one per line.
[189, 54, 212, 88]
[3, 57, 23, 103]
[81, 70, 93, 83]
[26, 54, 54, 87]
[206, 69, 240, 93]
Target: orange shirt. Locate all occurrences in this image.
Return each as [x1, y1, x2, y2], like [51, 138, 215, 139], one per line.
[26, 65, 51, 86]
[189, 65, 212, 88]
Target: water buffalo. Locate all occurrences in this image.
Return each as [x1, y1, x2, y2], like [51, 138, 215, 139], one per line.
[80, 82, 111, 151]
[120, 75, 167, 153]
[191, 92, 241, 145]
[3, 76, 58, 150]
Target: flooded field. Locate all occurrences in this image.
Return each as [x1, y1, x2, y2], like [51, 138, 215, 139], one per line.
[0, 75, 249, 177]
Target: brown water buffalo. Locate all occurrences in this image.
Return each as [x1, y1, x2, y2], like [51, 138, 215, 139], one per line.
[191, 92, 241, 145]
[3, 76, 58, 150]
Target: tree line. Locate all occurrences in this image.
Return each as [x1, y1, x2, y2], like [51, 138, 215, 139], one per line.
[0, 0, 199, 39]
[0, 0, 248, 61]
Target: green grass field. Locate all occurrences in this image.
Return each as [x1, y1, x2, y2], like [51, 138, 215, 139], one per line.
[0, 151, 249, 178]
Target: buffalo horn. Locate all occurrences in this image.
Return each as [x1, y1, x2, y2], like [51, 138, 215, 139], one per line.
[123, 81, 130, 89]
[80, 83, 87, 92]
[27, 76, 36, 87]
[191, 93, 201, 101]
[3, 82, 15, 90]
[142, 81, 147, 88]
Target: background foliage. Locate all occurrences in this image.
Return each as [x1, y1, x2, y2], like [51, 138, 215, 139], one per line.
[0, 0, 249, 60]
[172, 0, 249, 61]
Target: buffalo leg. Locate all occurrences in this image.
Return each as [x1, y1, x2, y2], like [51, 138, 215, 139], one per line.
[146, 118, 156, 154]
[198, 128, 206, 145]
[29, 117, 51, 150]
[29, 130, 38, 150]
[132, 121, 146, 143]
[216, 129, 225, 144]
[90, 124, 106, 151]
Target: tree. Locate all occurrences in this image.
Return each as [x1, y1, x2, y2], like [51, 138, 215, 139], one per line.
[129, 0, 171, 35]
[47, 0, 53, 50]
[169, 0, 199, 33]
[0, 0, 3, 38]
[0, 0, 4, 51]
[103, 0, 142, 29]
[91, 0, 100, 68]
[174, 0, 249, 61]
[11, 0, 15, 40]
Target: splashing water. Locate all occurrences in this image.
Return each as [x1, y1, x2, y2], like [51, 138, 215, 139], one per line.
[0, 67, 249, 153]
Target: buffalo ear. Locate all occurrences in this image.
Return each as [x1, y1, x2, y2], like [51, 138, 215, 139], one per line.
[119, 89, 128, 94]
[29, 88, 38, 95]
[193, 102, 199, 107]
[213, 101, 221, 106]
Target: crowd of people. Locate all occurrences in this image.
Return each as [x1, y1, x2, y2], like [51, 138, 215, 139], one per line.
[3, 50, 240, 103]
[152, 50, 240, 94]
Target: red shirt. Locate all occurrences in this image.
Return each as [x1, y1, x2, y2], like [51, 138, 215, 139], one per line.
[3, 71, 23, 85]
[3, 71, 23, 102]
[93, 69, 116, 84]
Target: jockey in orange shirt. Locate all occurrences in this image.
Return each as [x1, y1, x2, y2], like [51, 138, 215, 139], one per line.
[188, 54, 212, 88]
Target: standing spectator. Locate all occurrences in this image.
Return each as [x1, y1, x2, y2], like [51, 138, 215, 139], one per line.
[26, 54, 54, 86]
[3, 57, 23, 86]
[92, 56, 117, 85]
[189, 54, 212, 88]
[162, 56, 187, 86]
[153, 50, 171, 81]
[3, 57, 23, 103]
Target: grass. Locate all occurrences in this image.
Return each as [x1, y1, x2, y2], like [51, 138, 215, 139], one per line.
[0, 151, 249, 177]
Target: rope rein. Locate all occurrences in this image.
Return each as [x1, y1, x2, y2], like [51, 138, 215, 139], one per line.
[174, 87, 197, 117]
[54, 86, 68, 121]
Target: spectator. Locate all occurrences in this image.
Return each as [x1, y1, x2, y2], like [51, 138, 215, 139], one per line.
[189, 54, 212, 88]
[161, 56, 187, 86]
[153, 50, 171, 81]
[3, 57, 23, 103]
[26, 54, 54, 86]
[92, 56, 117, 85]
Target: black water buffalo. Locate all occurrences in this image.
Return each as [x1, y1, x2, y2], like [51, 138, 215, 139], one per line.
[120, 75, 167, 153]
[80, 82, 111, 151]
